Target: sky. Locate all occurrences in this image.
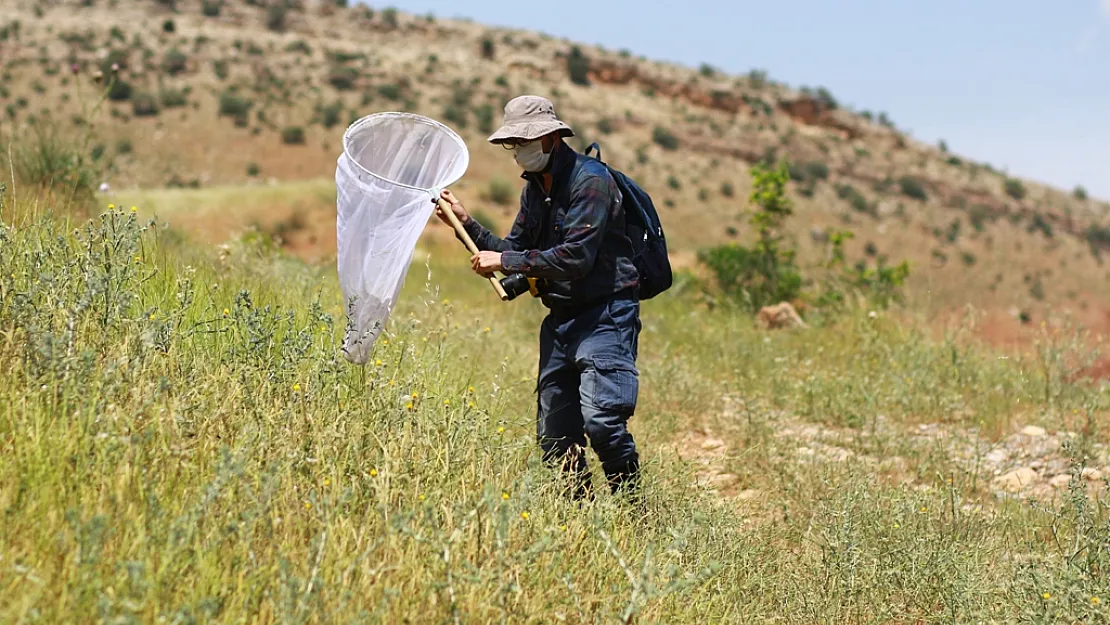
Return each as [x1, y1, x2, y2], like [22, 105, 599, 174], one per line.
[376, 0, 1110, 201]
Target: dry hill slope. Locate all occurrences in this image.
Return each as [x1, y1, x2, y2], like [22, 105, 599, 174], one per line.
[3, 0, 1110, 343]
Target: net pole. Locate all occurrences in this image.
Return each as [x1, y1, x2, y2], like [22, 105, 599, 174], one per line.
[436, 198, 509, 301]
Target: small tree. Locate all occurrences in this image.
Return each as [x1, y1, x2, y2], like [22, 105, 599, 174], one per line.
[697, 160, 802, 311]
[566, 46, 590, 86]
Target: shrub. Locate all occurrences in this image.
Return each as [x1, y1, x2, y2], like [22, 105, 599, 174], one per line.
[473, 104, 494, 134]
[327, 64, 358, 91]
[720, 182, 734, 197]
[381, 7, 398, 27]
[201, 0, 221, 16]
[596, 118, 612, 134]
[1028, 213, 1053, 238]
[837, 184, 872, 217]
[667, 175, 681, 190]
[286, 40, 312, 55]
[131, 92, 159, 117]
[246, 162, 260, 176]
[652, 126, 679, 151]
[212, 59, 229, 80]
[898, 176, 927, 201]
[804, 160, 829, 180]
[485, 177, 514, 206]
[106, 78, 132, 102]
[376, 83, 402, 101]
[968, 204, 991, 232]
[480, 36, 495, 60]
[7, 123, 99, 203]
[566, 45, 590, 86]
[281, 126, 306, 145]
[1004, 177, 1026, 200]
[116, 138, 132, 154]
[159, 88, 187, 108]
[162, 48, 187, 76]
[218, 89, 252, 123]
[1085, 225, 1110, 259]
[1074, 186, 1088, 200]
[319, 101, 342, 128]
[266, 5, 287, 31]
[697, 160, 802, 311]
[162, 19, 175, 33]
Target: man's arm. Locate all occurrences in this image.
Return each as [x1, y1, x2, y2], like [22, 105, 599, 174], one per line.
[441, 189, 534, 253]
[499, 173, 614, 280]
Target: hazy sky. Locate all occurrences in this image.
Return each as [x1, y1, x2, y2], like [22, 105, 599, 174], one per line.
[375, 0, 1109, 201]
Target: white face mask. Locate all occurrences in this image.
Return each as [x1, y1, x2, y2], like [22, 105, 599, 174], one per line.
[512, 140, 551, 172]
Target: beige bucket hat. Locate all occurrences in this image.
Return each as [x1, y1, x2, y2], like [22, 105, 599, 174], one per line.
[487, 95, 575, 144]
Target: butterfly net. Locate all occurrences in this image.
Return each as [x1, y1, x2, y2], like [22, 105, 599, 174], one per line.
[336, 112, 469, 364]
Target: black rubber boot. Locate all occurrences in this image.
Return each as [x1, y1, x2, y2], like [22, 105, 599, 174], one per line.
[605, 457, 641, 498]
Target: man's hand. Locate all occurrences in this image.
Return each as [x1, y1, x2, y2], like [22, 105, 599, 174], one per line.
[434, 189, 470, 226]
[470, 251, 503, 277]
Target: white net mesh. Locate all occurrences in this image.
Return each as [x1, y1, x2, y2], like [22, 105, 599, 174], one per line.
[336, 112, 469, 364]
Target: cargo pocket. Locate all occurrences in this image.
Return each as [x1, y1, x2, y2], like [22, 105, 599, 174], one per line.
[582, 356, 639, 414]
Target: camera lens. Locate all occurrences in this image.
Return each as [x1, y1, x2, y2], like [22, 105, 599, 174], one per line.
[499, 274, 531, 300]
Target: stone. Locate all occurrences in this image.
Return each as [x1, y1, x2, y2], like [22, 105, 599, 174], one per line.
[708, 473, 740, 489]
[994, 467, 1038, 492]
[1020, 425, 1047, 437]
[1083, 468, 1103, 481]
[1049, 474, 1072, 488]
[700, 437, 725, 452]
[737, 489, 761, 500]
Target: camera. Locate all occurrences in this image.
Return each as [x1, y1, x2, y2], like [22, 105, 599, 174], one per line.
[499, 273, 540, 301]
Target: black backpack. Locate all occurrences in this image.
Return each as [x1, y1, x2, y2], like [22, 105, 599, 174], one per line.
[583, 142, 673, 300]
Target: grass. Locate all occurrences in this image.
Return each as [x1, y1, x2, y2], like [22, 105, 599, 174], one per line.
[2, 189, 1110, 622]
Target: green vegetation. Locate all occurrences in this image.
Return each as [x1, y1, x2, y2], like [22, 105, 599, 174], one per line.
[651, 126, 679, 151]
[281, 125, 306, 145]
[898, 175, 927, 201]
[1004, 177, 1027, 201]
[566, 45, 590, 86]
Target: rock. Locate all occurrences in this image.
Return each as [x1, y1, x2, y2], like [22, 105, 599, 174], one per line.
[1083, 468, 1103, 481]
[994, 467, 1038, 492]
[757, 302, 808, 330]
[1020, 425, 1047, 437]
[700, 437, 725, 452]
[737, 489, 760, 500]
[708, 473, 739, 489]
[1049, 474, 1072, 488]
[985, 449, 1008, 465]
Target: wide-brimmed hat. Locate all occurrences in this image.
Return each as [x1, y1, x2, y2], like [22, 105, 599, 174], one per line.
[487, 95, 575, 144]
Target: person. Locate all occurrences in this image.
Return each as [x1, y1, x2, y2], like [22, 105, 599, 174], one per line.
[435, 95, 643, 501]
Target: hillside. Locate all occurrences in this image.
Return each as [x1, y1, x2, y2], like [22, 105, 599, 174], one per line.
[4, 0, 1110, 344]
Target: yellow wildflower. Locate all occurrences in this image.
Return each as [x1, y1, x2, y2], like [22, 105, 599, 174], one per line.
[412, 392, 419, 399]
[484, 327, 491, 333]
[467, 386, 475, 394]
[501, 491, 509, 500]
[293, 383, 302, 392]
[375, 359, 383, 367]
[323, 478, 331, 486]
[497, 426, 505, 434]
[304, 501, 311, 510]
[520, 511, 530, 520]
[468, 401, 476, 409]
[369, 468, 378, 477]
[418, 493, 426, 501]
[1043, 592, 1052, 600]
[443, 399, 450, 406]
[405, 402, 414, 410]
[223, 308, 230, 316]
[108, 203, 115, 210]
[130, 206, 137, 212]
[1091, 596, 1101, 605]
[559, 524, 568, 531]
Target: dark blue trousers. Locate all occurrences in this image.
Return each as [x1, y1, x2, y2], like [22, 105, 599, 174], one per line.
[536, 292, 641, 495]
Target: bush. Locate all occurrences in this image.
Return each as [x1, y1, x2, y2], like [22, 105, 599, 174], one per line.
[485, 177, 514, 206]
[804, 160, 829, 180]
[319, 101, 343, 129]
[381, 7, 398, 27]
[116, 138, 132, 154]
[721, 182, 734, 197]
[473, 104, 494, 134]
[162, 48, 188, 76]
[652, 126, 679, 151]
[159, 88, 187, 108]
[285, 40, 312, 55]
[898, 176, 927, 201]
[1075, 185, 1088, 201]
[201, 0, 221, 16]
[327, 64, 358, 91]
[376, 83, 402, 101]
[836, 184, 873, 217]
[7, 121, 99, 203]
[1004, 177, 1026, 200]
[266, 4, 287, 31]
[1028, 213, 1053, 238]
[480, 36, 495, 60]
[246, 162, 260, 176]
[106, 78, 132, 102]
[162, 19, 175, 33]
[566, 45, 590, 86]
[131, 92, 159, 117]
[281, 126, 305, 145]
[697, 160, 802, 311]
[596, 118, 612, 135]
[218, 89, 252, 123]
[1085, 225, 1110, 259]
[212, 59, 229, 80]
[968, 204, 991, 232]
[667, 175, 681, 190]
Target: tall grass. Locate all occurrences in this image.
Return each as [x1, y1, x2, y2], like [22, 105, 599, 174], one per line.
[2, 196, 1110, 622]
